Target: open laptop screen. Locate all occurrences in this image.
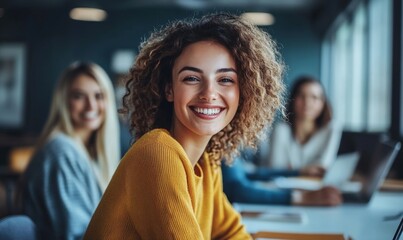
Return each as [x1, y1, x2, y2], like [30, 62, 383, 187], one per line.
[360, 140, 401, 200]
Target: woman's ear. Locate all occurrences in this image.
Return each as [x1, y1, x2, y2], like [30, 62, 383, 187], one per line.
[165, 84, 174, 102]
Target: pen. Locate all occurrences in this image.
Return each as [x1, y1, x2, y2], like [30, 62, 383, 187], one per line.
[393, 217, 403, 240]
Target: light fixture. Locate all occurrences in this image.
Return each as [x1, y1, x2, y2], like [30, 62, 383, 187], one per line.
[241, 12, 275, 26]
[69, 7, 107, 22]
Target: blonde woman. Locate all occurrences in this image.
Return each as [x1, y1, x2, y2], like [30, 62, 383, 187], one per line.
[21, 62, 120, 240]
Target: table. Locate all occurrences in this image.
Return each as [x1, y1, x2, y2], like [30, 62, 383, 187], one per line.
[235, 191, 403, 240]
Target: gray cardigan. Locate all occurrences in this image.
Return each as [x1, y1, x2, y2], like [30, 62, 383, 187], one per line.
[22, 133, 101, 240]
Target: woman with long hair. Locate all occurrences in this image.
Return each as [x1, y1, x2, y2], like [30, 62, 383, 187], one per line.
[22, 62, 120, 239]
[269, 75, 342, 171]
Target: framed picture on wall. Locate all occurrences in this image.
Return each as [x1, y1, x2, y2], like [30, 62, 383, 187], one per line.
[0, 43, 26, 129]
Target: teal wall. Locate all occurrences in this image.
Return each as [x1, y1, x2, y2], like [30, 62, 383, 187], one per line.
[0, 7, 320, 135]
[267, 11, 321, 86]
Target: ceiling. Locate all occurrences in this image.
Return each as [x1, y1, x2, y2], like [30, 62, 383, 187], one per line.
[1, 0, 324, 13]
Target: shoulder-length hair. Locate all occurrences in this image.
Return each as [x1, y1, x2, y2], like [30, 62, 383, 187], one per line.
[286, 75, 332, 133]
[38, 62, 120, 188]
[122, 13, 285, 165]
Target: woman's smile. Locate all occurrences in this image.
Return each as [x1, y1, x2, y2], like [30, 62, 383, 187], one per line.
[167, 40, 239, 139]
[191, 106, 224, 119]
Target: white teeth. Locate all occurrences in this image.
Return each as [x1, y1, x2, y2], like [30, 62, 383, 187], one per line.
[194, 107, 221, 115]
[83, 112, 98, 118]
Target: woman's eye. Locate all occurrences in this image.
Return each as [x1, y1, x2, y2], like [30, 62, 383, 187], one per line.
[314, 96, 323, 101]
[219, 77, 235, 84]
[70, 92, 85, 100]
[183, 76, 200, 83]
[95, 93, 104, 100]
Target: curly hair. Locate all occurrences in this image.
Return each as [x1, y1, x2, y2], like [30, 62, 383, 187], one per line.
[122, 13, 285, 165]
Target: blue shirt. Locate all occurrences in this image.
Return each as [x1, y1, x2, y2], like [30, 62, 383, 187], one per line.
[222, 149, 298, 205]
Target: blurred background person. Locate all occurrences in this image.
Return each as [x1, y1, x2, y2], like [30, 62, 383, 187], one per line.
[222, 76, 343, 206]
[20, 62, 120, 240]
[268, 75, 342, 172]
[222, 147, 342, 206]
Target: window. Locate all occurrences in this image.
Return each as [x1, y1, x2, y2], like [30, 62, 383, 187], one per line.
[321, 0, 392, 132]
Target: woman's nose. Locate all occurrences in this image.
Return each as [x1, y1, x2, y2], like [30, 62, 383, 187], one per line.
[199, 81, 218, 101]
[85, 96, 97, 110]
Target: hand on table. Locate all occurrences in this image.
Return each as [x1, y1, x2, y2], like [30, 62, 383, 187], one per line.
[292, 186, 343, 206]
[299, 165, 326, 178]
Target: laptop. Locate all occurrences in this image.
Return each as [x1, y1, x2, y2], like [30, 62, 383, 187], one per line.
[342, 140, 401, 203]
[274, 152, 361, 191]
[274, 140, 401, 203]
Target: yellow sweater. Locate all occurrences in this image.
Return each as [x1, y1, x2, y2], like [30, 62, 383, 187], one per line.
[84, 129, 251, 240]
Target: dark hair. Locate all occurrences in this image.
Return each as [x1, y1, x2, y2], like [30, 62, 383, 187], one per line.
[122, 13, 285, 164]
[286, 75, 332, 133]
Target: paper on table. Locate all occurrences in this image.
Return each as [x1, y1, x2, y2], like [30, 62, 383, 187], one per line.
[252, 231, 351, 240]
[240, 210, 306, 223]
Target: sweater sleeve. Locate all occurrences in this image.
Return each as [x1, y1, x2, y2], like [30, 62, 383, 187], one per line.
[211, 166, 252, 240]
[47, 153, 99, 240]
[124, 142, 204, 239]
[222, 159, 292, 205]
[23, 137, 101, 240]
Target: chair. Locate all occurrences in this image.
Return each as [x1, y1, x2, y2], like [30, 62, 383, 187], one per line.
[0, 215, 38, 240]
[0, 146, 34, 218]
[0, 169, 21, 218]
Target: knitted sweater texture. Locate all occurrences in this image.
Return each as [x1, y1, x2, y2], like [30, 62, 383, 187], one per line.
[84, 129, 251, 240]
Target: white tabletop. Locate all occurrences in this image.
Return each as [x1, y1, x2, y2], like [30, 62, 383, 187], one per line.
[235, 191, 403, 240]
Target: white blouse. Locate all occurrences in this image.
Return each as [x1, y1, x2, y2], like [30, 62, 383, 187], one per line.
[268, 121, 342, 170]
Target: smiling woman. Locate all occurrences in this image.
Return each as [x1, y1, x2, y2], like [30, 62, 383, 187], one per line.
[84, 13, 285, 240]
[268, 75, 342, 170]
[20, 62, 120, 240]
[68, 74, 106, 138]
[166, 40, 240, 164]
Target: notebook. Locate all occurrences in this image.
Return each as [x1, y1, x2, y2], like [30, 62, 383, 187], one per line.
[274, 152, 360, 191]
